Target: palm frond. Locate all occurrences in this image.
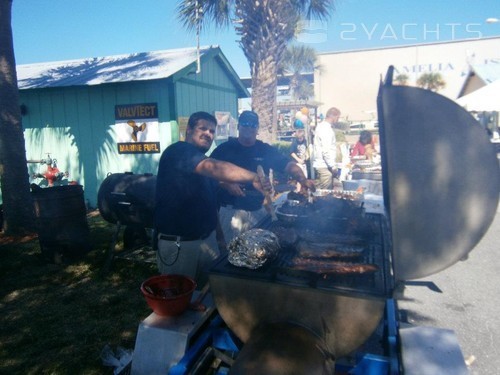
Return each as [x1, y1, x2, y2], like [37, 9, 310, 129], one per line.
[176, 0, 232, 32]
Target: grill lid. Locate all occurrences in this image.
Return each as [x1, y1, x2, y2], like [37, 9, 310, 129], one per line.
[378, 66, 500, 281]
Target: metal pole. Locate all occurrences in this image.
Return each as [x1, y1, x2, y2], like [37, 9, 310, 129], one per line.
[195, 0, 201, 74]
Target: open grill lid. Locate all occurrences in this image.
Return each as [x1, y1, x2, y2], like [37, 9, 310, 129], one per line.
[378, 66, 500, 281]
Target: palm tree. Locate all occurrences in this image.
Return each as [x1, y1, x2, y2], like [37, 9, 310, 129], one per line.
[295, 78, 314, 100]
[176, 0, 334, 142]
[279, 44, 319, 100]
[394, 73, 409, 86]
[0, 0, 35, 234]
[416, 72, 446, 92]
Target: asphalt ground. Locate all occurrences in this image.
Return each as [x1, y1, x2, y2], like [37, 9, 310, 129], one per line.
[396, 199, 500, 375]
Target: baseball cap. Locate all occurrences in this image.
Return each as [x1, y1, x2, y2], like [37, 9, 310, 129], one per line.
[238, 110, 259, 128]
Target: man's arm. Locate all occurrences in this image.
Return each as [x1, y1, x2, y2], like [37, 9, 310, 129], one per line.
[195, 158, 270, 195]
[291, 152, 305, 164]
[196, 158, 255, 182]
[285, 161, 315, 191]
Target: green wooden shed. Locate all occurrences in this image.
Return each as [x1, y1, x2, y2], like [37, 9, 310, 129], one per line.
[16, 45, 248, 207]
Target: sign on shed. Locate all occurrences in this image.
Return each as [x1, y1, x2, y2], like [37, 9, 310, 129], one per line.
[115, 103, 161, 154]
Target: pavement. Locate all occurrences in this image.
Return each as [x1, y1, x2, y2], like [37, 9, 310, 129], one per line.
[396, 200, 500, 375]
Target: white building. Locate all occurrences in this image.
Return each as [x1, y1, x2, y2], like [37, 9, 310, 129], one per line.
[315, 36, 500, 123]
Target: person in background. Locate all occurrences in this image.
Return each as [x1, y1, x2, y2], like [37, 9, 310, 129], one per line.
[154, 111, 271, 288]
[295, 107, 313, 141]
[312, 107, 341, 189]
[290, 120, 309, 179]
[351, 130, 375, 160]
[211, 110, 315, 244]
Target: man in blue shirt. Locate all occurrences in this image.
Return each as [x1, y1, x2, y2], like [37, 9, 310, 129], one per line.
[155, 111, 270, 288]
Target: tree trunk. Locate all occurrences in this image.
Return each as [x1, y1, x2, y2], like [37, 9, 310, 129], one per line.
[251, 56, 278, 144]
[0, 0, 35, 234]
[235, 0, 296, 145]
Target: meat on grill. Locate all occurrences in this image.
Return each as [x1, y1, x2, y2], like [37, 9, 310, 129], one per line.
[268, 224, 299, 247]
[296, 241, 366, 259]
[280, 195, 362, 219]
[296, 228, 368, 245]
[289, 257, 379, 275]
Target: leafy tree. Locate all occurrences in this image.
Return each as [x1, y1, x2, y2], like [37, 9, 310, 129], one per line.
[394, 73, 409, 86]
[0, 0, 35, 234]
[176, 0, 334, 143]
[416, 72, 446, 92]
[279, 44, 319, 100]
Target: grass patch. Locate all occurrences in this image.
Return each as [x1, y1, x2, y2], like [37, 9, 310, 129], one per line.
[0, 211, 157, 374]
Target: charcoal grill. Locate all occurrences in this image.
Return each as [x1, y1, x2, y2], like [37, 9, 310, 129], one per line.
[97, 172, 156, 271]
[208, 66, 500, 373]
[98, 172, 155, 228]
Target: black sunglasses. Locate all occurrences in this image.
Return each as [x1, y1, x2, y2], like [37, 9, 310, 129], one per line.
[239, 121, 259, 128]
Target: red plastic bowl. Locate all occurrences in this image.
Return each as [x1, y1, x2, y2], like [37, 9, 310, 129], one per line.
[140, 274, 197, 317]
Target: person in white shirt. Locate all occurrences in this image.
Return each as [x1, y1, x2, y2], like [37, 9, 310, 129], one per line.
[312, 107, 341, 189]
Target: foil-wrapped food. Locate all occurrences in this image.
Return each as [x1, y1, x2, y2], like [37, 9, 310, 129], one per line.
[228, 229, 280, 269]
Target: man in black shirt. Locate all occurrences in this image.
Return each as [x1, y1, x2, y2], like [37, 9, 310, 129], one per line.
[155, 111, 270, 287]
[211, 110, 315, 244]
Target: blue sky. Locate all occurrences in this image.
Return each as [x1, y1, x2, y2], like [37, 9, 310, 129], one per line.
[12, 0, 500, 78]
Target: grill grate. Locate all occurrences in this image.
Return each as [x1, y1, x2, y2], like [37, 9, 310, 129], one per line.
[210, 213, 394, 299]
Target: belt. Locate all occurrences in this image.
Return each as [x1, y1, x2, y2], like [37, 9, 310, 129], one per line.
[158, 233, 199, 242]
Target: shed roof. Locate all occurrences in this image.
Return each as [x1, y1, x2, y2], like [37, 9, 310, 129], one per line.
[16, 45, 248, 96]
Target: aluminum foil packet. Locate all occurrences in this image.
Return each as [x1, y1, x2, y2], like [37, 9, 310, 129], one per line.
[228, 229, 280, 269]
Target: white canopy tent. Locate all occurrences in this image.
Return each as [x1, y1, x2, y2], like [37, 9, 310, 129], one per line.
[455, 79, 500, 112]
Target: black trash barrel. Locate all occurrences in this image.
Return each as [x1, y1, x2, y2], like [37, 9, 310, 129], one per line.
[31, 184, 91, 261]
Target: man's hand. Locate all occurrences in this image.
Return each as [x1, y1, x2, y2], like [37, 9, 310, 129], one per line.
[220, 182, 246, 197]
[297, 179, 316, 194]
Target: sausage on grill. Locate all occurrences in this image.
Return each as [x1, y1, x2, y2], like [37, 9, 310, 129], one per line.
[295, 240, 366, 259]
[289, 257, 379, 275]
